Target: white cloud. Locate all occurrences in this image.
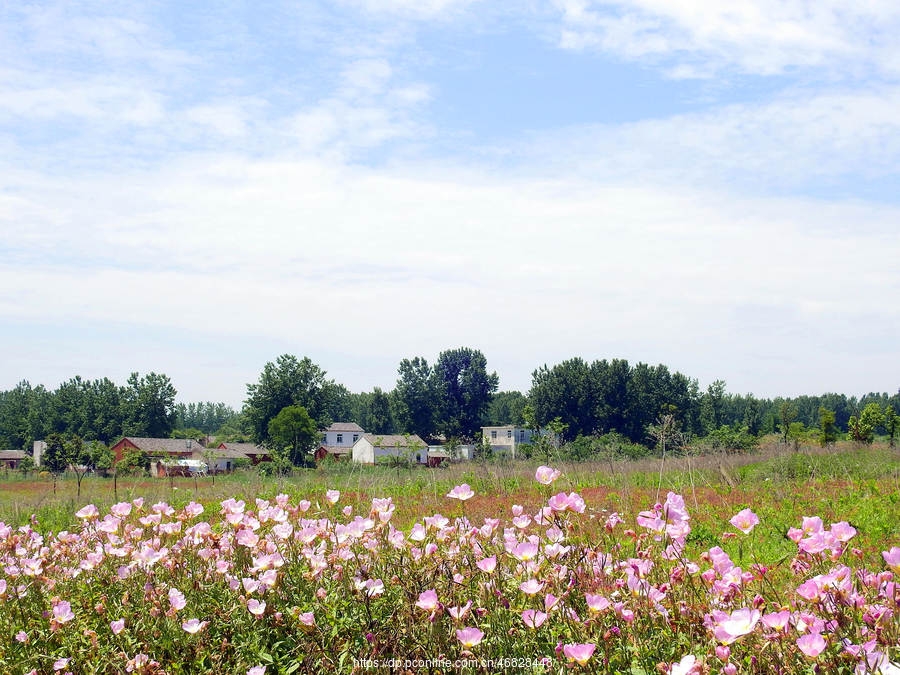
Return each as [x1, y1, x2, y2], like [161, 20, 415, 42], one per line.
[522, 86, 900, 190]
[1, 153, 898, 397]
[550, 0, 900, 76]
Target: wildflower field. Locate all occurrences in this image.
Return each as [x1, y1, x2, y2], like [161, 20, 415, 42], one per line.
[2, 450, 900, 674]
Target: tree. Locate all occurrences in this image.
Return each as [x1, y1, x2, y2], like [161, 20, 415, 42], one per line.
[818, 407, 838, 447]
[267, 405, 320, 467]
[486, 391, 528, 426]
[394, 357, 439, 439]
[884, 405, 897, 448]
[433, 348, 499, 439]
[743, 395, 761, 436]
[73, 440, 114, 497]
[847, 403, 884, 444]
[700, 380, 727, 434]
[244, 355, 338, 447]
[122, 372, 178, 438]
[359, 387, 394, 434]
[42, 432, 73, 476]
[778, 402, 798, 444]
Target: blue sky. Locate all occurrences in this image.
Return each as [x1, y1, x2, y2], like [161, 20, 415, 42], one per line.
[1, 0, 899, 408]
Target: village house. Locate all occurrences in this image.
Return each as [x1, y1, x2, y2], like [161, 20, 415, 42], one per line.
[0, 450, 28, 469]
[216, 442, 271, 465]
[110, 437, 201, 463]
[481, 425, 538, 458]
[315, 422, 364, 462]
[351, 433, 428, 465]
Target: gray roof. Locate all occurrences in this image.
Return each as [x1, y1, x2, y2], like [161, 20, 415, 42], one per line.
[117, 438, 201, 455]
[324, 422, 364, 433]
[191, 448, 250, 461]
[218, 443, 269, 456]
[318, 445, 352, 455]
[358, 434, 426, 448]
[0, 450, 28, 460]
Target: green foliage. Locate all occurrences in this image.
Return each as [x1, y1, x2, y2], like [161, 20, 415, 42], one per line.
[77, 440, 114, 472]
[117, 447, 150, 475]
[432, 347, 499, 439]
[704, 423, 759, 451]
[244, 355, 338, 448]
[121, 372, 178, 438]
[818, 407, 838, 447]
[175, 401, 238, 434]
[848, 403, 885, 444]
[232, 457, 252, 470]
[42, 432, 73, 475]
[700, 380, 727, 433]
[267, 405, 320, 467]
[486, 390, 528, 426]
[778, 401, 798, 443]
[393, 357, 438, 439]
[885, 405, 898, 447]
[352, 387, 395, 434]
[171, 427, 204, 440]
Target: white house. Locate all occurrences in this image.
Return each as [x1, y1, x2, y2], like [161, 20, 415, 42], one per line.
[352, 434, 428, 465]
[321, 422, 364, 447]
[481, 425, 538, 458]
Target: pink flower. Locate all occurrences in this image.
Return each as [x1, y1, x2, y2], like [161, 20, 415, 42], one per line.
[882, 547, 900, 572]
[168, 588, 187, 612]
[448, 601, 473, 621]
[563, 643, 596, 666]
[248, 599, 266, 617]
[547, 492, 586, 513]
[761, 610, 791, 631]
[447, 484, 475, 501]
[585, 594, 610, 612]
[476, 556, 497, 573]
[75, 504, 99, 519]
[416, 589, 440, 611]
[181, 619, 208, 634]
[522, 609, 547, 628]
[110, 619, 125, 635]
[535, 466, 562, 485]
[111, 501, 133, 517]
[729, 508, 760, 534]
[796, 633, 826, 659]
[15, 631, 28, 643]
[52, 601, 75, 624]
[325, 490, 340, 504]
[671, 655, 698, 675]
[519, 579, 545, 595]
[53, 658, 71, 671]
[298, 611, 315, 627]
[247, 668, 266, 675]
[456, 627, 484, 647]
[714, 608, 761, 644]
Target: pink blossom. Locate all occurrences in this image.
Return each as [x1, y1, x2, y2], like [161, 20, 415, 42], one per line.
[75, 504, 99, 519]
[247, 668, 266, 675]
[522, 609, 547, 628]
[882, 547, 900, 572]
[448, 601, 473, 621]
[476, 556, 497, 573]
[53, 658, 71, 671]
[761, 610, 791, 631]
[447, 484, 475, 501]
[52, 601, 75, 624]
[298, 611, 315, 627]
[455, 627, 484, 647]
[110, 619, 125, 635]
[325, 490, 340, 504]
[547, 491, 586, 513]
[729, 508, 760, 534]
[585, 594, 611, 612]
[714, 608, 761, 644]
[670, 655, 698, 675]
[181, 619, 208, 634]
[416, 589, 440, 611]
[519, 579, 544, 595]
[535, 466, 562, 485]
[562, 643, 596, 666]
[15, 631, 28, 643]
[796, 633, 826, 659]
[111, 501, 133, 517]
[168, 588, 187, 611]
[248, 599, 266, 616]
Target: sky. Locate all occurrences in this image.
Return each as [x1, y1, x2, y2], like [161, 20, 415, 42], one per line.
[1, 0, 898, 409]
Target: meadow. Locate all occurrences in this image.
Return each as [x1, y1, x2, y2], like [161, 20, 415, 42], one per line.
[1, 440, 899, 674]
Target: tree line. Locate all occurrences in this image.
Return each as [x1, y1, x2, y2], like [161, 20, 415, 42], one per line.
[1, 351, 897, 461]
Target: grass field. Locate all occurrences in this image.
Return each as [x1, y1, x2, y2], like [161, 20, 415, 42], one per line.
[2, 441, 899, 674]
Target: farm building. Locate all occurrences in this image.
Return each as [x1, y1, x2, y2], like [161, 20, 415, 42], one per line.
[216, 442, 271, 465]
[351, 434, 428, 465]
[0, 450, 28, 469]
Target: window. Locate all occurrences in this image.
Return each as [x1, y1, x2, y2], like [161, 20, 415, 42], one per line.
[337, 434, 343, 444]
[507, 430, 512, 438]
[491, 430, 497, 439]
[353, 434, 359, 443]
[417, 454, 422, 463]
[520, 430, 526, 441]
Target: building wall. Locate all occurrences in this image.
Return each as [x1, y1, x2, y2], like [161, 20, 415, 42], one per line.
[322, 430, 362, 446]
